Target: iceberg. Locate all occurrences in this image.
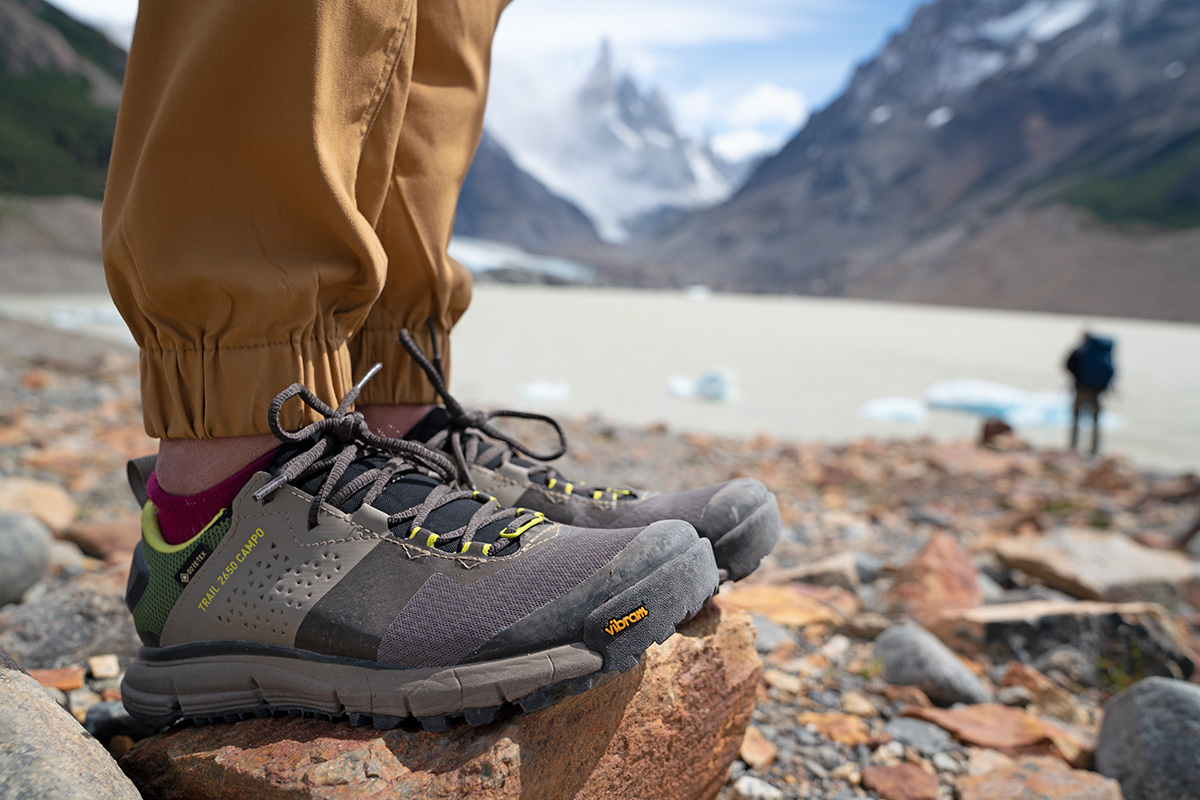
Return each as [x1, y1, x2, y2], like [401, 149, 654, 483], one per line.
[924, 379, 1120, 430]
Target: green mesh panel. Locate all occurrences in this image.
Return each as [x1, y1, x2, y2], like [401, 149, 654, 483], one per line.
[134, 514, 233, 637]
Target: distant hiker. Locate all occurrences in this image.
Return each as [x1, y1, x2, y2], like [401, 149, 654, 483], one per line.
[1065, 333, 1116, 455]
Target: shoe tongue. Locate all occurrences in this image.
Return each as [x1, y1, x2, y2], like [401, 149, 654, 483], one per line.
[267, 437, 518, 551]
[404, 406, 452, 444]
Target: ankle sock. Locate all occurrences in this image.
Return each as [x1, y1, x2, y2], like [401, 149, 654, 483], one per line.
[147, 450, 277, 545]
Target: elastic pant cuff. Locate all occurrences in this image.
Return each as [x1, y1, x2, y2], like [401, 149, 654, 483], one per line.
[349, 323, 450, 406]
[140, 338, 354, 439]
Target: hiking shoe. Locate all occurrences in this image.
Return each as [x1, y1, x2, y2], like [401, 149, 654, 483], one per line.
[120, 367, 719, 731]
[399, 329, 781, 583]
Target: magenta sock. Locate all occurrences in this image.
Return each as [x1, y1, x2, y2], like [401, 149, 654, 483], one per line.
[147, 450, 277, 545]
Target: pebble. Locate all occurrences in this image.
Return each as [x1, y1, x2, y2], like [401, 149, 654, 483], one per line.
[874, 624, 992, 706]
[732, 775, 784, 800]
[883, 718, 957, 757]
[0, 512, 53, 605]
[86, 654, 120, 680]
[995, 685, 1034, 706]
[752, 615, 795, 654]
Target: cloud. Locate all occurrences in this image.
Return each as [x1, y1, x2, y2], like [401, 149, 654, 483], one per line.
[729, 83, 809, 129]
[712, 128, 782, 162]
[494, 0, 836, 59]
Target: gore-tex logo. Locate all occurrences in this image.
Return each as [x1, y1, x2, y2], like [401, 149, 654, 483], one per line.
[175, 544, 212, 586]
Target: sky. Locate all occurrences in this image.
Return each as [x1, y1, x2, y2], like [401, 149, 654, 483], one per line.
[49, 0, 927, 161]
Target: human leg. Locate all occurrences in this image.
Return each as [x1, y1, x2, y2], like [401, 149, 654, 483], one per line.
[103, 0, 420, 492]
[353, 0, 510, 427]
[1070, 389, 1083, 451]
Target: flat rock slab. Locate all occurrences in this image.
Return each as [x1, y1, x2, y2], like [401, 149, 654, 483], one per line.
[930, 600, 1195, 683]
[994, 528, 1200, 606]
[957, 756, 1122, 800]
[862, 763, 940, 800]
[121, 598, 760, 800]
[885, 531, 981, 626]
[902, 705, 1091, 767]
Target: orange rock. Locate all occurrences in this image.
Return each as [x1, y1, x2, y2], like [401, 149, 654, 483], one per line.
[861, 763, 939, 800]
[740, 725, 778, 770]
[0, 477, 77, 532]
[797, 712, 872, 746]
[902, 705, 1064, 761]
[28, 665, 85, 692]
[60, 516, 142, 560]
[886, 532, 982, 626]
[121, 598, 761, 800]
[957, 756, 1121, 800]
[881, 685, 933, 708]
[722, 583, 845, 627]
[928, 442, 1012, 479]
[1000, 662, 1090, 727]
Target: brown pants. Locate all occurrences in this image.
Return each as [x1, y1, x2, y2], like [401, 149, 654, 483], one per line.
[103, 0, 510, 439]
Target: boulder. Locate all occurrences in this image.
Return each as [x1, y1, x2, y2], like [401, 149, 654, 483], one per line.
[0, 649, 141, 800]
[1095, 677, 1200, 800]
[875, 624, 992, 706]
[993, 528, 1200, 607]
[886, 532, 981, 626]
[0, 561, 141, 669]
[929, 600, 1194, 683]
[957, 755, 1122, 800]
[0, 512, 53, 605]
[121, 598, 759, 800]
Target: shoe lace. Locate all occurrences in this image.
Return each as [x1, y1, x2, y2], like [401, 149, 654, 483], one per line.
[399, 327, 637, 502]
[250, 364, 542, 554]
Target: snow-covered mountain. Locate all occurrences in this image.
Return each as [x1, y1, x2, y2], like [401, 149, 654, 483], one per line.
[614, 0, 1200, 321]
[491, 43, 752, 242]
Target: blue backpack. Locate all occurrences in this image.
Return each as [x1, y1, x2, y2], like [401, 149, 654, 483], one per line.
[1073, 336, 1115, 390]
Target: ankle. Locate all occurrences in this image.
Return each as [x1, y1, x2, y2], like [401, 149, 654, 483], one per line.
[358, 404, 435, 438]
[155, 434, 279, 496]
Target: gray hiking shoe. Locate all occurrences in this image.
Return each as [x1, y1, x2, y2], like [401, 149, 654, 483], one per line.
[120, 367, 718, 730]
[399, 330, 781, 583]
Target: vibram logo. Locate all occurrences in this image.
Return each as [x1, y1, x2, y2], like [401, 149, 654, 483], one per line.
[604, 606, 648, 636]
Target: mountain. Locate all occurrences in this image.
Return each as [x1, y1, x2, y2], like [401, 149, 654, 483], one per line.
[453, 131, 600, 253]
[0, 0, 124, 198]
[494, 42, 751, 241]
[614, 0, 1200, 321]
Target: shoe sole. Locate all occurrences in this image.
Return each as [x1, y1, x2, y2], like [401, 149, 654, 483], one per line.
[712, 492, 781, 583]
[121, 538, 718, 731]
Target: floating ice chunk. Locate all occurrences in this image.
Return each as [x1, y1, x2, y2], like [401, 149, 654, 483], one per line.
[924, 378, 1121, 430]
[668, 368, 739, 402]
[860, 397, 928, 423]
[926, 106, 954, 129]
[48, 306, 124, 329]
[684, 285, 713, 301]
[520, 380, 571, 404]
[1165, 61, 1186, 80]
[869, 105, 893, 125]
[448, 236, 595, 283]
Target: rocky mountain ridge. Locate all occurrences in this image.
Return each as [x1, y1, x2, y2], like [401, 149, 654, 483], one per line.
[599, 0, 1200, 321]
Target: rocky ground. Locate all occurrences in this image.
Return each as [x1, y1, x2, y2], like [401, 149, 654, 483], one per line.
[1, 316, 1199, 799]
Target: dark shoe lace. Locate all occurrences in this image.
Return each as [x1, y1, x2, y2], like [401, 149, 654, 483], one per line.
[399, 329, 638, 502]
[251, 364, 543, 555]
